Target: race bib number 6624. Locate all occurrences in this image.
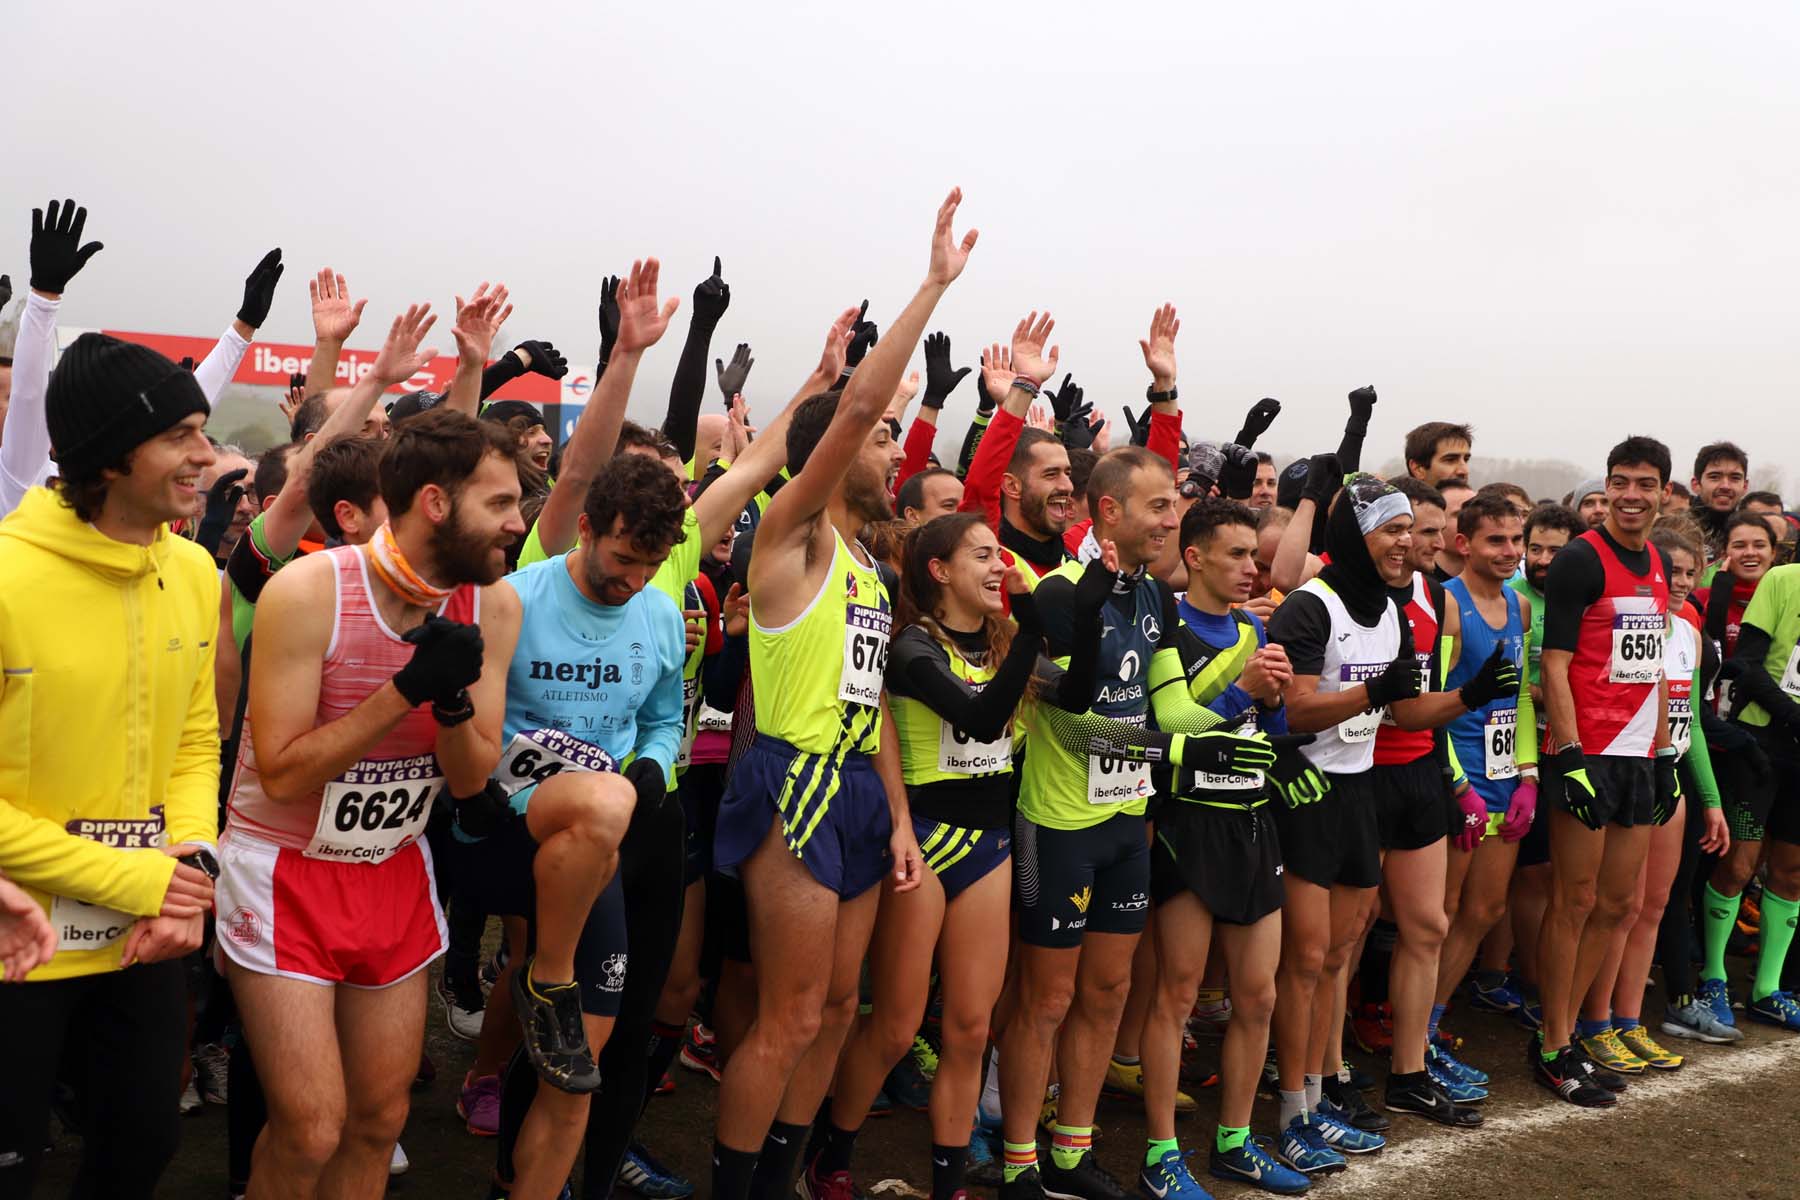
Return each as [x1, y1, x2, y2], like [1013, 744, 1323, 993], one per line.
[305, 754, 443, 865]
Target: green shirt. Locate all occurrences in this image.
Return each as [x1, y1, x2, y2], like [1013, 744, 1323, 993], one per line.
[1734, 563, 1800, 728]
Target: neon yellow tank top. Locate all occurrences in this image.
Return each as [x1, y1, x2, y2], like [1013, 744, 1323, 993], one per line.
[888, 629, 1013, 787]
[750, 531, 891, 756]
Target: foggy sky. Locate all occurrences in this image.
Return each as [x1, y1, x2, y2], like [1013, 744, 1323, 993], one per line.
[9, 0, 1800, 490]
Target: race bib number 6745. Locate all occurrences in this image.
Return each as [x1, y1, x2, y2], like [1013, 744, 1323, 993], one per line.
[839, 606, 890, 706]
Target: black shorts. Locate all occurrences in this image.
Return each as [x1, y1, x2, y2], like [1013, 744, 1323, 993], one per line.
[1370, 756, 1450, 852]
[430, 819, 628, 1017]
[1712, 745, 1771, 843]
[1547, 752, 1654, 829]
[1271, 769, 1382, 889]
[679, 763, 726, 887]
[1151, 800, 1284, 926]
[1755, 725, 1800, 846]
[1517, 780, 1553, 867]
[1014, 811, 1149, 949]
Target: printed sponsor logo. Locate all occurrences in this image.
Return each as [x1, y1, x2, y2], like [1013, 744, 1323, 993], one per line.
[227, 907, 262, 948]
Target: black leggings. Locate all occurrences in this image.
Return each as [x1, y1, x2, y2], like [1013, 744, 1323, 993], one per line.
[1656, 778, 1707, 1003]
[0, 961, 187, 1199]
[495, 797, 689, 1196]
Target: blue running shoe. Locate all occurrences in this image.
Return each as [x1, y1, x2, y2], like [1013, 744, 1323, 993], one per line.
[967, 1125, 1002, 1188]
[617, 1143, 693, 1199]
[1748, 990, 1800, 1032]
[1209, 1137, 1310, 1195]
[1698, 977, 1738, 1029]
[1427, 1042, 1489, 1088]
[1139, 1148, 1213, 1200]
[1424, 1055, 1488, 1103]
[1276, 1116, 1345, 1175]
[1514, 997, 1543, 1031]
[1469, 974, 1523, 1014]
[1309, 1104, 1385, 1155]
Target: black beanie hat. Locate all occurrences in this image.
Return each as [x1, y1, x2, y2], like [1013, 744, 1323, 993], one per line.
[1275, 458, 1310, 511]
[479, 399, 545, 430]
[47, 333, 209, 475]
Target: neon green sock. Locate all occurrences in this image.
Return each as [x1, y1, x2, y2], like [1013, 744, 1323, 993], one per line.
[1001, 1141, 1037, 1184]
[1702, 883, 1742, 983]
[1049, 1124, 1092, 1171]
[1145, 1138, 1179, 1167]
[1754, 891, 1800, 1001]
[1536, 1030, 1557, 1064]
[1215, 1126, 1250, 1154]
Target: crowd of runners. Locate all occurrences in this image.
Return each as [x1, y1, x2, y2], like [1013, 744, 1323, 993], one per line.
[2, 190, 1798, 1200]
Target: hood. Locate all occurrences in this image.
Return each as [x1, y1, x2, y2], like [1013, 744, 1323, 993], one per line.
[1318, 473, 1405, 625]
[0, 486, 176, 585]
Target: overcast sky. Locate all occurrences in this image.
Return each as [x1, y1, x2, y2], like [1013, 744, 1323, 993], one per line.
[9, 1, 1799, 489]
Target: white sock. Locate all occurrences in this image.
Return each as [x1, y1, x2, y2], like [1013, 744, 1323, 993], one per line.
[1304, 1074, 1323, 1111]
[1279, 1089, 1308, 1126]
[979, 1045, 1003, 1121]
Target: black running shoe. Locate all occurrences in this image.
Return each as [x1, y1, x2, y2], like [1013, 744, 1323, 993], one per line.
[1323, 1075, 1390, 1132]
[511, 957, 602, 1093]
[1567, 1040, 1627, 1094]
[999, 1166, 1047, 1200]
[1532, 1045, 1615, 1108]
[1384, 1074, 1483, 1127]
[1039, 1152, 1129, 1200]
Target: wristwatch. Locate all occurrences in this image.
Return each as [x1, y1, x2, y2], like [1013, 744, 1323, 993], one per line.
[1145, 385, 1177, 403]
[178, 847, 221, 882]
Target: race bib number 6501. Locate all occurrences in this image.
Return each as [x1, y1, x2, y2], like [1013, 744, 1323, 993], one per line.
[1609, 613, 1664, 684]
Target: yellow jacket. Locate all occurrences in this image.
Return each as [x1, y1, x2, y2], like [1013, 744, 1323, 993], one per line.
[0, 487, 221, 980]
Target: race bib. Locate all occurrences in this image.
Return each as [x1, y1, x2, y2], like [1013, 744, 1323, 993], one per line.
[1668, 696, 1693, 756]
[1194, 710, 1262, 791]
[496, 729, 619, 796]
[696, 703, 733, 734]
[1338, 662, 1387, 743]
[1483, 708, 1518, 780]
[1087, 753, 1154, 805]
[938, 719, 1011, 776]
[839, 606, 890, 707]
[1782, 646, 1800, 699]
[1609, 614, 1664, 684]
[675, 674, 702, 769]
[54, 813, 168, 949]
[306, 754, 443, 864]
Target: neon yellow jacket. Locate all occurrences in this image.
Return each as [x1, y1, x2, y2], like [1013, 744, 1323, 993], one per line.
[0, 487, 221, 980]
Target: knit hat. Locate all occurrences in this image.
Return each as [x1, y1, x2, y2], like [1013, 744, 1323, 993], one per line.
[480, 399, 545, 429]
[1571, 477, 1605, 506]
[386, 389, 446, 424]
[46, 333, 208, 475]
[1275, 458, 1311, 511]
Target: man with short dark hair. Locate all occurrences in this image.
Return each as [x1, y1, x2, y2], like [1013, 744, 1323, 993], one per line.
[1250, 451, 1279, 510]
[1689, 442, 1749, 556]
[896, 465, 962, 524]
[1403, 422, 1473, 489]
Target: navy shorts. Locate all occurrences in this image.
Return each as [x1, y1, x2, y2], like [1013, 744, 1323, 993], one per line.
[914, 815, 1010, 903]
[1013, 811, 1150, 949]
[713, 734, 892, 900]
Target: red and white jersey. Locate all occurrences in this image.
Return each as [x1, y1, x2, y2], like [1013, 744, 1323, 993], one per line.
[1374, 573, 1438, 766]
[227, 545, 479, 857]
[1568, 530, 1668, 758]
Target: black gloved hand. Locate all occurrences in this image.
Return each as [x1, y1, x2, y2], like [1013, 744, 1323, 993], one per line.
[237, 248, 284, 329]
[29, 198, 104, 294]
[514, 340, 568, 380]
[195, 468, 249, 558]
[1188, 441, 1225, 496]
[1122, 405, 1152, 447]
[1219, 442, 1258, 500]
[1653, 749, 1681, 825]
[1062, 411, 1100, 453]
[693, 256, 730, 325]
[1552, 743, 1603, 830]
[1177, 730, 1279, 777]
[716, 342, 754, 400]
[1459, 642, 1521, 710]
[1265, 733, 1329, 808]
[1301, 452, 1342, 508]
[1046, 373, 1085, 426]
[453, 779, 515, 839]
[922, 332, 970, 406]
[1705, 569, 1737, 644]
[972, 365, 999, 417]
[845, 299, 878, 369]
[1345, 385, 1378, 436]
[625, 757, 667, 812]
[393, 615, 485, 707]
[1365, 641, 1423, 708]
[0, 273, 11, 310]
[1234, 397, 1282, 448]
[597, 275, 621, 365]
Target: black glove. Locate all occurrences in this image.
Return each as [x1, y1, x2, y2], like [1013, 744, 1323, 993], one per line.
[236, 248, 284, 329]
[1459, 642, 1520, 710]
[1365, 642, 1423, 708]
[1266, 733, 1329, 808]
[693, 255, 730, 325]
[972, 365, 999, 418]
[1233, 397, 1282, 449]
[453, 779, 515, 839]
[1552, 743, 1603, 830]
[1219, 442, 1258, 500]
[1176, 730, 1278, 777]
[1062, 410, 1100, 452]
[29, 198, 104, 293]
[845, 299, 878, 369]
[1188, 441, 1224, 496]
[1705, 569, 1737, 644]
[1046, 373, 1088, 427]
[511, 340, 567, 380]
[597, 275, 621, 366]
[393, 615, 485, 707]
[1121, 405, 1152, 447]
[1653, 750, 1681, 825]
[0, 273, 11, 310]
[195, 468, 249, 558]
[1301, 451, 1342, 508]
[625, 757, 667, 812]
[716, 342, 754, 399]
[920, 331, 970, 407]
[1345, 385, 1378, 437]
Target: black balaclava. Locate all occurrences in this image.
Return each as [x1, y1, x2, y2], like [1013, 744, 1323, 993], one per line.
[1318, 472, 1410, 626]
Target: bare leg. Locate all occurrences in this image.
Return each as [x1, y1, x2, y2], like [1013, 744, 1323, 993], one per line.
[509, 1010, 615, 1200]
[232, 967, 343, 1200]
[1384, 843, 1449, 1074]
[315, 971, 428, 1200]
[1141, 893, 1212, 1144]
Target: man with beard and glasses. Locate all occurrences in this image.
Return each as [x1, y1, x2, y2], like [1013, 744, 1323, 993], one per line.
[217, 408, 527, 1199]
[707, 190, 976, 1200]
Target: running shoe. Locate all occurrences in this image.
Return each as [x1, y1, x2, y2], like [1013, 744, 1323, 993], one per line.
[179, 1076, 203, 1116]
[1191, 990, 1232, 1039]
[1260, 1048, 1281, 1090]
[438, 973, 487, 1041]
[652, 1069, 675, 1096]
[1426, 1042, 1489, 1088]
[680, 1023, 722, 1082]
[885, 1053, 933, 1110]
[1747, 990, 1800, 1032]
[1105, 1059, 1197, 1112]
[912, 1035, 941, 1081]
[1616, 1026, 1683, 1070]
[1179, 1041, 1220, 1090]
[1041, 1149, 1130, 1200]
[1039, 1083, 1061, 1134]
[1468, 974, 1523, 1014]
[512, 959, 602, 1093]
[1340, 1060, 1376, 1094]
[1423, 1056, 1487, 1104]
[1275, 1117, 1345, 1175]
[1208, 1136, 1309, 1195]
[192, 1042, 229, 1105]
[618, 1142, 695, 1198]
[1000, 1165, 1047, 1200]
[458, 1072, 501, 1137]
[796, 1160, 860, 1200]
[480, 946, 506, 995]
[1661, 996, 1744, 1044]
[1697, 977, 1738, 1030]
[1579, 1028, 1647, 1075]
[1385, 1073, 1483, 1126]
[1350, 1003, 1393, 1055]
[1567, 1040, 1627, 1093]
[1430, 1026, 1462, 1053]
[1309, 1104, 1385, 1154]
[390, 1142, 409, 1177]
[967, 1126, 1002, 1188]
[1138, 1147, 1213, 1200]
[1533, 1043, 1614, 1107]
[1321, 1077, 1389, 1133]
[1514, 997, 1543, 1031]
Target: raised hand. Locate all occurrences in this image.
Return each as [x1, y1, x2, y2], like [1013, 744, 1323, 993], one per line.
[722, 583, 751, 637]
[1234, 397, 1282, 448]
[926, 186, 978, 287]
[922, 331, 970, 406]
[845, 300, 879, 369]
[29, 198, 104, 294]
[979, 343, 1016, 405]
[1347, 385, 1378, 428]
[370, 303, 440, 388]
[1046, 373, 1088, 426]
[597, 274, 622, 361]
[891, 371, 921, 416]
[1138, 302, 1180, 391]
[280, 372, 306, 423]
[1010, 311, 1060, 385]
[725, 393, 754, 457]
[1064, 408, 1102, 452]
[817, 305, 861, 381]
[309, 269, 366, 343]
[1121, 405, 1152, 447]
[1027, 403, 1053, 432]
[237, 248, 285, 329]
[0, 274, 10, 310]
[451, 283, 513, 366]
[693, 255, 730, 324]
[514, 339, 568, 380]
[1091, 414, 1112, 453]
[716, 342, 754, 400]
[614, 258, 681, 354]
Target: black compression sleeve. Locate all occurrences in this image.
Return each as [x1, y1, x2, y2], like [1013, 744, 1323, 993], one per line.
[890, 627, 1042, 743]
[662, 313, 721, 464]
[1705, 574, 1737, 645]
[704, 632, 748, 710]
[958, 419, 987, 480]
[1266, 589, 1331, 676]
[1335, 425, 1365, 476]
[481, 352, 526, 401]
[1731, 623, 1800, 729]
[1540, 540, 1605, 654]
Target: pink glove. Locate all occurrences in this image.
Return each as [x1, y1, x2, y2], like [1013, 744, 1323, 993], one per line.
[1453, 786, 1486, 852]
[1499, 778, 1538, 843]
